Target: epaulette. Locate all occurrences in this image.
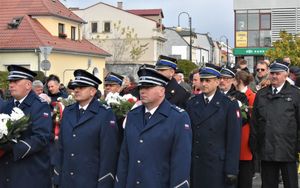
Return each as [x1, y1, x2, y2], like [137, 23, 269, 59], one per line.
[227, 95, 237, 102]
[101, 103, 111, 110]
[291, 84, 300, 90]
[172, 105, 185, 113]
[188, 94, 197, 100]
[38, 96, 47, 103]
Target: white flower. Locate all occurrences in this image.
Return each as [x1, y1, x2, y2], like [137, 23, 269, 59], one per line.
[105, 92, 121, 105]
[237, 100, 242, 108]
[10, 107, 25, 121]
[67, 95, 74, 100]
[0, 114, 10, 139]
[57, 97, 63, 101]
[121, 94, 137, 102]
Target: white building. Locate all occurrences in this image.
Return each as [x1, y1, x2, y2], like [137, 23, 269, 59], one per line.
[71, 2, 166, 65]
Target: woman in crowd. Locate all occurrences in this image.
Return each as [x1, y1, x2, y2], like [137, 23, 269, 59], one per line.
[235, 70, 256, 188]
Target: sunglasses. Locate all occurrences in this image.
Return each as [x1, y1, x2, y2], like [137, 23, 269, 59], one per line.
[256, 68, 265, 72]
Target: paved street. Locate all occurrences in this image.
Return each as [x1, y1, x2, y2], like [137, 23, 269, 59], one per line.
[252, 173, 300, 188]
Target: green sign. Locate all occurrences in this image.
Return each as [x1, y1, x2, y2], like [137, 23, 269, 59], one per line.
[233, 47, 271, 56]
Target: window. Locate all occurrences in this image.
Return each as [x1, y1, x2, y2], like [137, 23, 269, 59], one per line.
[236, 13, 247, 31]
[235, 10, 271, 47]
[104, 22, 111, 33]
[71, 26, 76, 40]
[260, 30, 271, 47]
[248, 31, 259, 47]
[248, 14, 259, 30]
[260, 14, 271, 30]
[58, 23, 64, 34]
[91, 22, 97, 33]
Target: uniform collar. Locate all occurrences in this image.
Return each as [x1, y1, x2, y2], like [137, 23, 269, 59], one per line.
[145, 106, 159, 115]
[272, 82, 285, 94]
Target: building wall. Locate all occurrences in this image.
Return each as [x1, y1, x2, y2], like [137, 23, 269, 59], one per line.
[234, 0, 300, 9]
[35, 16, 82, 40]
[0, 52, 38, 70]
[163, 28, 189, 59]
[72, 3, 165, 64]
[0, 52, 106, 91]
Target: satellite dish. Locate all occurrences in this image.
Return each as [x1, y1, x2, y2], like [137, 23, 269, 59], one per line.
[41, 59, 51, 71]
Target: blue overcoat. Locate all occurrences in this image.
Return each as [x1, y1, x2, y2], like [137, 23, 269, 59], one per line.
[186, 90, 242, 188]
[115, 99, 192, 188]
[55, 98, 119, 188]
[0, 90, 52, 188]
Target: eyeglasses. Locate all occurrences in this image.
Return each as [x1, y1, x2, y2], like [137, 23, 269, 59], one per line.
[256, 68, 265, 72]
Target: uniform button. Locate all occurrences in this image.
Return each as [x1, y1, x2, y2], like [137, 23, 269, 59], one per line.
[70, 172, 74, 176]
[136, 181, 140, 185]
[5, 161, 9, 165]
[73, 134, 76, 138]
[137, 160, 141, 164]
[195, 155, 200, 159]
[196, 126, 200, 129]
[195, 140, 199, 144]
[71, 153, 75, 157]
[139, 139, 143, 143]
[6, 178, 10, 182]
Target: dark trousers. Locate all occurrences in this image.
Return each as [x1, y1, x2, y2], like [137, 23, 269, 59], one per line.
[238, 160, 253, 188]
[261, 160, 298, 188]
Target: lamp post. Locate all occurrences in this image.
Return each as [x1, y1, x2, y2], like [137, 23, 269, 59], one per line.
[220, 35, 229, 66]
[177, 12, 192, 62]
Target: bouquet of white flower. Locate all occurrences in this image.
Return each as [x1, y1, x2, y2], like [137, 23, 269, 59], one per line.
[101, 92, 138, 117]
[0, 107, 30, 146]
[57, 94, 76, 107]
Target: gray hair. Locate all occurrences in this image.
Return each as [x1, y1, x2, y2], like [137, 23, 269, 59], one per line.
[32, 80, 43, 88]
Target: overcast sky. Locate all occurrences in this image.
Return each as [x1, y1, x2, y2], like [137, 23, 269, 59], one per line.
[63, 0, 234, 45]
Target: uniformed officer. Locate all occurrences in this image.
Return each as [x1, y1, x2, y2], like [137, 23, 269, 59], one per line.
[0, 65, 52, 188]
[219, 66, 249, 124]
[155, 55, 190, 108]
[115, 65, 192, 188]
[55, 69, 119, 188]
[186, 63, 242, 188]
[104, 72, 124, 97]
[251, 62, 300, 188]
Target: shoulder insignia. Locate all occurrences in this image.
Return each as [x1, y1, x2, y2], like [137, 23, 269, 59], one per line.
[38, 96, 47, 103]
[189, 94, 197, 100]
[291, 85, 300, 90]
[227, 95, 236, 101]
[172, 105, 185, 113]
[101, 103, 111, 110]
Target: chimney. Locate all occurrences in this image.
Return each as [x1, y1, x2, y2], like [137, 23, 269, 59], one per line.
[117, 2, 123, 9]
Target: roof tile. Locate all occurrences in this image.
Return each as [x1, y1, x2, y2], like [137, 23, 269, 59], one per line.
[0, 0, 109, 56]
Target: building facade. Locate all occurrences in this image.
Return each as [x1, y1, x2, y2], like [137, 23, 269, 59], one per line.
[233, 0, 300, 72]
[71, 2, 166, 65]
[0, 0, 109, 90]
[163, 28, 214, 65]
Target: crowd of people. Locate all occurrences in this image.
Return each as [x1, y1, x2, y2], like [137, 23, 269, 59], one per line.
[0, 55, 299, 188]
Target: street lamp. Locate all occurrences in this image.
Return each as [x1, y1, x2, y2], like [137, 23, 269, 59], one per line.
[177, 12, 192, 62]
[220, 35, 229, 66]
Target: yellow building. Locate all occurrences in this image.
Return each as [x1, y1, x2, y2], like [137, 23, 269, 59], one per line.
[0, 0, 110, 91]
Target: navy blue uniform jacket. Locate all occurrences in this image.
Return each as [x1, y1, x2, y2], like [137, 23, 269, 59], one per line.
[115, 99, 192, 188]
[0, 90, 52, 188]
[186, 90, 242, 188]
[56, 98, 119, 188]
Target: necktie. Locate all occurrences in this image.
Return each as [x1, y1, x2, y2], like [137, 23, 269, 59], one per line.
[205, 98, 209, 105]
[273, 88, 278, 95]
[144, 112, 151, 125]
[79, 108, 85, 119]
[14, 101, 20, 107]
